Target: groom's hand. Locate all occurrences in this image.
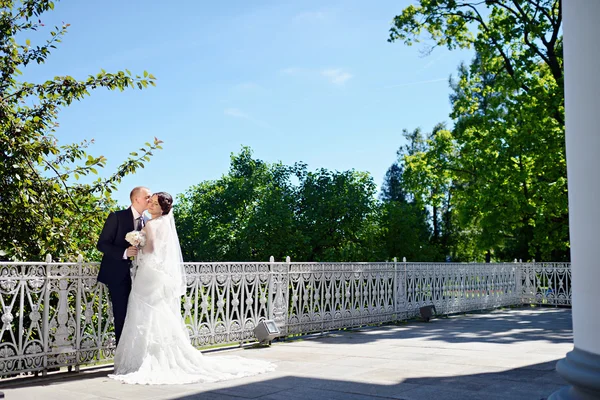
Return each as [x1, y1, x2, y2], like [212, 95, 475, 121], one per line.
[126, 246, 139, 257]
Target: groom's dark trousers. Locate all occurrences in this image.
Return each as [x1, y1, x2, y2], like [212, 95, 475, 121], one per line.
[97, 207, 135, 345]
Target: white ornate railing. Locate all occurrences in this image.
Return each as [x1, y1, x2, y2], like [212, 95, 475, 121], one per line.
[285, 263, 397, 335]
[183, 262, 272, 347]
[521, 262, 572, 306]
[0, 257, 571, 377]
[402, 262, 523, 317]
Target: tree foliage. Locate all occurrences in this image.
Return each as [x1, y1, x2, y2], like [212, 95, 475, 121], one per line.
[0, 0, 161, 261]
[389, 1, 567, 261]
[176, 148, 418, 262]
[295, 167, 379, 261]
[379, 163, 405, 203]
[175, 148, 298, 262]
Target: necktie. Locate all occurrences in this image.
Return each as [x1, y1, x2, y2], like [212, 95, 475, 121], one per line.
[135, 216, 144, 231]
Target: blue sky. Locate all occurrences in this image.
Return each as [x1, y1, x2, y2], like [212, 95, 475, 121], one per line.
[22, 0, 473, 206]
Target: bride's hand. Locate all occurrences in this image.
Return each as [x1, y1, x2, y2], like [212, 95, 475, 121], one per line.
[126, 246, 139, 257]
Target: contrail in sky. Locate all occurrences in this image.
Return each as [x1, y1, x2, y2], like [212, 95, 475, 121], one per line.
[385, 78, 447, 88]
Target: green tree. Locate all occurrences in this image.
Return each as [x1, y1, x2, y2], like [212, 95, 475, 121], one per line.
[449, 54, 568, 260]
[0, 0, 161, 261]
[176, 148, 382, 262]
[401, 125, 454, 245]
[296, 168, 379, 261]
[175, 147, 299, 262]
[379, 201, 434, 262]
[389, 1, 567, 260]
[380, 163, 406, 203]
[244, 161, 300, 261]
[379, 156, 440, 261]
[389, 0, 563, 104]
[384, 126, 456, 261]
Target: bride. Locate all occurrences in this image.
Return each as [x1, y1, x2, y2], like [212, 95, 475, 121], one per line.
[110, 192, 275, 385]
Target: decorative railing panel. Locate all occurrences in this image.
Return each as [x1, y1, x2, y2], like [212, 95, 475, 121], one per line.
[182, 262, 271, 347]
[521, 262, 572, 306]
[0, 262, 48, 376]
[0, 258, 115, 378]
[286, 263, 396, 335]
[402, 263, 521, 318]
[0, 258, 571, 377]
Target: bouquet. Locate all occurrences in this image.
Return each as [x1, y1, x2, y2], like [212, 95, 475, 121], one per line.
[125, 231, 146, 260]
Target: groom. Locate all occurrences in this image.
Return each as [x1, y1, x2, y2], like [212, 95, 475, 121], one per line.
[97, 186, 151, 345]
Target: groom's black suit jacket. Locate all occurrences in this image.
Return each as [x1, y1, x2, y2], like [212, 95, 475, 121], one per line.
[97, 207, 135, 286]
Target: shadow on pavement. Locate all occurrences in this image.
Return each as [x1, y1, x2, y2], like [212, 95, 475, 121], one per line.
[0, 360, 567, 400]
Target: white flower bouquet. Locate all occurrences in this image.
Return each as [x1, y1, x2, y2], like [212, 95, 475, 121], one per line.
[125, 230, 146, 262]
[125, 230, 146, 247]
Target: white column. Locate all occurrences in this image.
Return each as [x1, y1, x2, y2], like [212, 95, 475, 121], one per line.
[551, 1, 600, 399]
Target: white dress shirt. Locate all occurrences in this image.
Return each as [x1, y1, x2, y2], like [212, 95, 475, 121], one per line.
[123, 208, 144, 259]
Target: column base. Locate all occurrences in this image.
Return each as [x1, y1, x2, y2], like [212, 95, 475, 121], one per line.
[549, 347, 600, 400]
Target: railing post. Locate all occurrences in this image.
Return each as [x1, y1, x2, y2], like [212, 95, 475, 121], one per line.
[42, 254, 51, 376]
[17, 261, 24, 374]
[532, 257, 537, 304]
[321, 262, 325, 335]
[520, 258, 531, 305]
[514, 258, 522, 306]
[402, 257, 408, 319]
[53, 255, 74, 367]
[393, 257, 398, 317]
[97, 278, 104, 355]
[267, 256, 274, 321]
[75, 254, 83, 372]
[269, 256, 289, 336]
[285, 256, 291, 331]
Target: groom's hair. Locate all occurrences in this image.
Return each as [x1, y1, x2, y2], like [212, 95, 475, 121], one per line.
[155, 192, 173, 215]
[130, 186, 149, 203]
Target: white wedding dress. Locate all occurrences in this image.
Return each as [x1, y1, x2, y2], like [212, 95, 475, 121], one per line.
[109, 212, 275, 385]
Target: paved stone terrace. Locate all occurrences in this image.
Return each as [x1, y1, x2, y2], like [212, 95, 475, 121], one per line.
[0, 307, 573, 400]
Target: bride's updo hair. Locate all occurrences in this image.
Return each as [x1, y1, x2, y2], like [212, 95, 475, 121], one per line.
[155, 192, 173, 215]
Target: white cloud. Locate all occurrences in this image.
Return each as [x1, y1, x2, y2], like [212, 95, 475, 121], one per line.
[280, 67, 353, 86]
[224, 108, 271, 129]
[224, 108, 249, 119]
[235, 82, 262, 91]
[280, 67, 305, 76]
[294, 11, 326, 22]
[321, 68, 353, 85]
